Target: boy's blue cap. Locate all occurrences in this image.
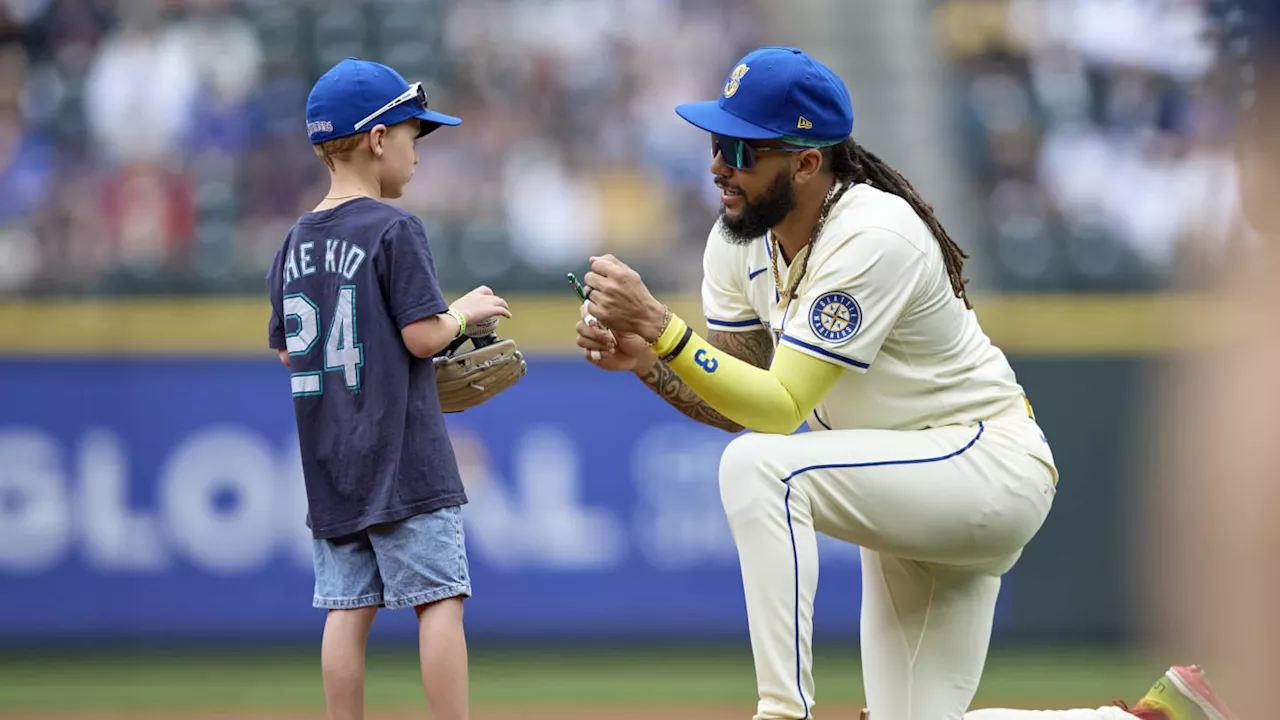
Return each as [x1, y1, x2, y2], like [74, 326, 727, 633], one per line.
[675, 47, 853, 144]
[306, 57, 461, 145]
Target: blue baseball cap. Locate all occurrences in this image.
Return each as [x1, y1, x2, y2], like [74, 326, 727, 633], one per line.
[306, 57, 461, 145]
[675, 47, 853, 145]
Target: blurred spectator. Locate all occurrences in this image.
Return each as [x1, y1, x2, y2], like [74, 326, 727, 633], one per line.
[939, 0, 1248, 291]
[98, 162, 194, 278]
[180, 0, 264, 158]
[82, 0, 199, 167]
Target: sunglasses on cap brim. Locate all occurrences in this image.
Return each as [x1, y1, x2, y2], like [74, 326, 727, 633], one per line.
[353, 81, 429, 132]
[712, 134, 808, 170]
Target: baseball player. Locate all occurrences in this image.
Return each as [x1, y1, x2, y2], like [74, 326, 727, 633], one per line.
[267, 57, 522, 720]
[575, 46, 1236, 720]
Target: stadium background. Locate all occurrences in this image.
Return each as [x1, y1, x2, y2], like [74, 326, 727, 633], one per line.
[0, 0, 1253, 717]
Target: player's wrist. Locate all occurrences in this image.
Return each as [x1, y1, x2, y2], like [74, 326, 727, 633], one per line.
[643, 302, 673, 346]
[651, 312, 692, 360]
[629, 346, 659, 376]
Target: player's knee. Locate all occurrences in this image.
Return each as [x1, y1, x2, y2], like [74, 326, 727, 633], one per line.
[719, 433, 772, 481]
[718, 433, 782, 518]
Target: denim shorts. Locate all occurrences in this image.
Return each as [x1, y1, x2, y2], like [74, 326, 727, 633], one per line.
[312, 505, 471, 610]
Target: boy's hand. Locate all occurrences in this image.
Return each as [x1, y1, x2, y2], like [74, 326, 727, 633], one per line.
[451, 286, 512, 327]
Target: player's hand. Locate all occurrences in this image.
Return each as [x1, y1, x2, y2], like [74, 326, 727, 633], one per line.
[451, 285, 512, 327]
[583, 254, 667, 344]
[576, 301, 650, 372]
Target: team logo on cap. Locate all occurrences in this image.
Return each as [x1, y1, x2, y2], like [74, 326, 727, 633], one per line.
[809, 291, 862, 344]
[723, 63, 750, 98]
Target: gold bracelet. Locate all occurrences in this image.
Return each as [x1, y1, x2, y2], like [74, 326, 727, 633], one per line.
[648, 304, 672, 347]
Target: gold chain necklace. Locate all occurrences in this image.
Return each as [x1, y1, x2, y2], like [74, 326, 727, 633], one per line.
[770, 180, 846, 305]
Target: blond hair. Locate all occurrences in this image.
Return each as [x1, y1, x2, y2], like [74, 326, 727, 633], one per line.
[312, 133, 367, 171]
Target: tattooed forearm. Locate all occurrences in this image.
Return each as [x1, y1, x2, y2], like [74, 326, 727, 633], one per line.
[640, 360, 744, 432]
[638, 328, 773, 432]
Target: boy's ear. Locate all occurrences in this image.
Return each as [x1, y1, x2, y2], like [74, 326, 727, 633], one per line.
[367, 125, 387, 158]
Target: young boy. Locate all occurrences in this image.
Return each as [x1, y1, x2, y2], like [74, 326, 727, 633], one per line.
[266, 57, 509, 720]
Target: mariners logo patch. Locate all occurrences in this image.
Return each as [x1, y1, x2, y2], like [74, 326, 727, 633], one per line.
[723, 63, 749, 98]
[809, 292, 862, 344]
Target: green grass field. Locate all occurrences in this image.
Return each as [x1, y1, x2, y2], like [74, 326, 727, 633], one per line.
[0, 644, 1166, 716]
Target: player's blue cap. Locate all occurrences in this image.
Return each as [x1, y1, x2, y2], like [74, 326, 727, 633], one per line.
[675, 47, 853, 145]
[305, 57, 461, 145]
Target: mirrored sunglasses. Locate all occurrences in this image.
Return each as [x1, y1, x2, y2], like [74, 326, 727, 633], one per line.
[712, 134, 807, 170]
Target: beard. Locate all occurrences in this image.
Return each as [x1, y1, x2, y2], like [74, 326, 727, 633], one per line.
[718, 171, 796, 244]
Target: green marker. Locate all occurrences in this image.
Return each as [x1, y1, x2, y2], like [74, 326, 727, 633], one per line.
[568, 270, 586, 301]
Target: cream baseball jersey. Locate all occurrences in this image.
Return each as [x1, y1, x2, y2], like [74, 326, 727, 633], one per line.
[701, 182, 1027, 432]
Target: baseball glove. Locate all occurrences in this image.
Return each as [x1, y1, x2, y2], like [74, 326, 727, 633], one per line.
[433, 333, 527, 413]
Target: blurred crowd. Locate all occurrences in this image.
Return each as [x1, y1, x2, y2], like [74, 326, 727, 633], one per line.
[0, 0, 765, 297]
[939, 0, 1251, 291]
[2, 0, 1256, 298]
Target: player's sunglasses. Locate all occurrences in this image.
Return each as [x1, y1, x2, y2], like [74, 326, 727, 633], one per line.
[354, 81, 428, 131]
[712, 134, 807, 170]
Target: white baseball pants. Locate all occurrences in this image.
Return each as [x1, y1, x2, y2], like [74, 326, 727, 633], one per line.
[718, 401, 1062, 720]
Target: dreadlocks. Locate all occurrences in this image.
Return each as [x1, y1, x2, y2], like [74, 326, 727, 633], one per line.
[815, 139, 972, 309]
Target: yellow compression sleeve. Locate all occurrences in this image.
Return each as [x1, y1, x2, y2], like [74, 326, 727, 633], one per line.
[652, 312, 844, 434]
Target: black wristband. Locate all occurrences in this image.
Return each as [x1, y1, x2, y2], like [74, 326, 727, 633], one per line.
[661, 325, 694, 363]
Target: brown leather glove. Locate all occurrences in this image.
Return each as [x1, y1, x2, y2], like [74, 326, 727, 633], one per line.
[433, 335, 527, 413]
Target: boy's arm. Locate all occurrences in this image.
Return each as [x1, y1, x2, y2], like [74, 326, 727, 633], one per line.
[378, 216, 461, 358]
[400, 314, 462, 359]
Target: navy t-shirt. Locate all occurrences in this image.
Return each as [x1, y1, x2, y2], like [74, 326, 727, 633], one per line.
[266, 197, 466, 539]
